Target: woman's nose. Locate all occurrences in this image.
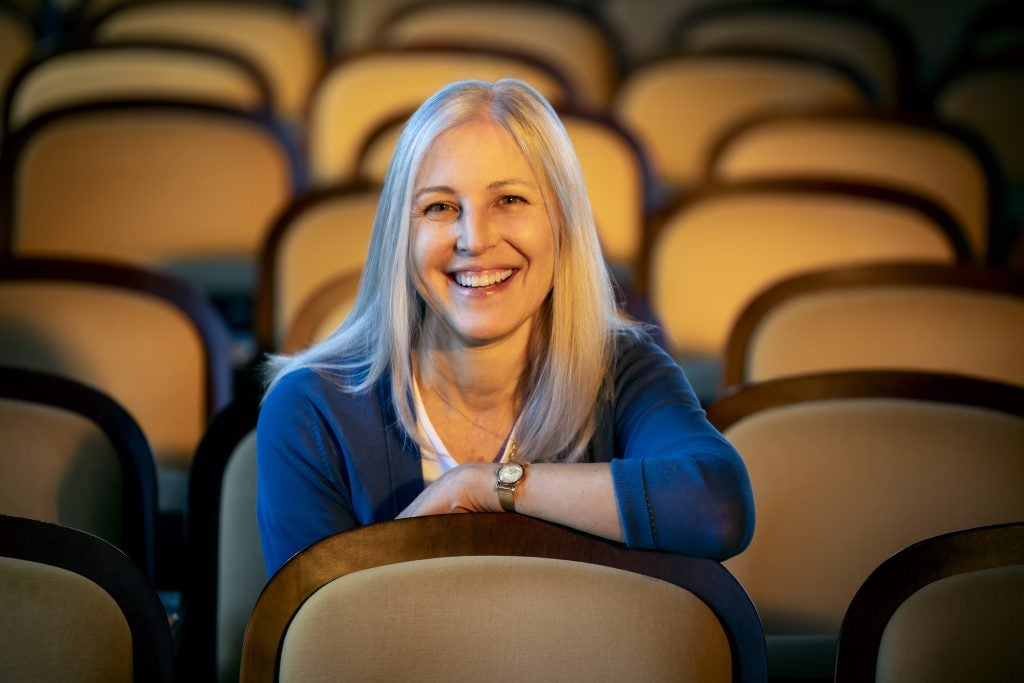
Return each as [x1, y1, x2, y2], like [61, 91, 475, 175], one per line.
[455, 205, 497, 254]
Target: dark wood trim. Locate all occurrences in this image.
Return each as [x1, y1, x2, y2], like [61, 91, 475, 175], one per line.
[1, 40, 275, 136]
[707, 370, 1024, 432]
[834, 521, 1024, 682]
[721, 262, 1024, 387]
[0, 514, 174, 682]
[0, 256, 234, 419]
[0, 365, 159, 581]
[240, 513, 767, 682]
[636, 177, 973, 296]
[253, 180, 381, 352]
[176, 397, 260, 682]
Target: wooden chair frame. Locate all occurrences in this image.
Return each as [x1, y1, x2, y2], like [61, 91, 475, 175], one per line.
[241, 513, 768, 682]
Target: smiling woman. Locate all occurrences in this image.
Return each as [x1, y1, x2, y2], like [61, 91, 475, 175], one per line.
[256, 79, 755, 577]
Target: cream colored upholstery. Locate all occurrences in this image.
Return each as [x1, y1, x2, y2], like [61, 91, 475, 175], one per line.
[356, 112, 647, 266]
[8, 103, 294, 297]
[375, 1, 618, 110]
[5, 45, 271, 133]
[708, 374, 1024, 678]
[216, 430, 262, 683]
[0, 265, 230, 513]
[877, 565, 1024, 682]
[0, 557, 133, 683]
[258, 185, 379, 350]
[281, 270, 361, 353]
[0, 398, 123, 543]
[614, 54, 867, 191]
[280, 556, 730, 683]
[241, 514, 766, 681]
[306, 48, 572, 184]
[709, 113, 994, 261]
[730, 266, 1024, 387]
[0, 514, 173, 681]
[92, 0, 324, 122]
[647, 184, 961, 358]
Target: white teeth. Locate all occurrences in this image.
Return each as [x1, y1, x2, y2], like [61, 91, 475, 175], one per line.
[453, 269, 513, 288]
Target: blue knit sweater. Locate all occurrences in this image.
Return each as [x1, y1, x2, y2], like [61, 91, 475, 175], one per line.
[257, 334, 754, 576]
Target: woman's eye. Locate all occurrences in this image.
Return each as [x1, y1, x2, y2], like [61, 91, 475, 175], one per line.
[498, 195, 526, 206]
[424, 202, 456, 216]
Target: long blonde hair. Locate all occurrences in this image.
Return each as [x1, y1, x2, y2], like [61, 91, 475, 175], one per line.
[265, 79, 635, 462]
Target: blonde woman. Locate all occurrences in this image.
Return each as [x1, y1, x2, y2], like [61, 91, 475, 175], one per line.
[257, 79, 753, 576]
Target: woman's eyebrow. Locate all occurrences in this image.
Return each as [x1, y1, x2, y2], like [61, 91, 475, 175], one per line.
[413, 185, 455, 199]
[488, 178, 535, 190]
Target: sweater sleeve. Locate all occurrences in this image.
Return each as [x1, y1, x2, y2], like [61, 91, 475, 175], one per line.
[609, 337, 755, 560]
[256, 369, 359, 577]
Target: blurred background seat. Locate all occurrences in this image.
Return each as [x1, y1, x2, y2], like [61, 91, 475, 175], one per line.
[664, 0, 915, 106]
[177, 397, 261, 683]
[86, 0, 325, 130]
[254, 181, 378, 353]
[280, 268, 361, 353]
[707, 370, 1024, 681]
[0, 257, 232, 575]
[613, 51, 873, 204]
[705, 109, 1007, 264]
[0, 100, 302, 339]
[241, 513, 767, 682]
[722, 262, 1024, 390]
[835, 521, 1024, 683]
[0, 514, 173, 683]
[639, 178, 970, 401]
[0, 365, 157, 581]
[2, 41, 273, 136]
[371, 0, 622, 111]
[305, 45, 575, 185]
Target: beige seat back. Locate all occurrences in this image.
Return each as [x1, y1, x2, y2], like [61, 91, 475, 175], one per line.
[645, 180, 966, 358]
[836, 523, 1024, 682]
[0, 514, 173, 682]
[306, 47, 573, 184]
[4, 43, 273, 134]
[241, 514, 767, 682]
[375, 1, 619, 110]
[4, 102, 296, 298]
[0, 259, 232, 513]
[356, 110, 649, 267]
[0, 366, 157, 579]
[724, 263, 1024, 388]
[281, 556, 731, 682]
[613, 53, 868, 192]
[256, 184, 379, 350]
[709, 112, 997, 262]
[91, 0, 324, 123]
[708, 372, 1024, 679]
[281, 270, 362, 353]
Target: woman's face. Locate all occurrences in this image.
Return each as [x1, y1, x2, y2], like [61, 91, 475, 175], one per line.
[411, 119, 556, 347]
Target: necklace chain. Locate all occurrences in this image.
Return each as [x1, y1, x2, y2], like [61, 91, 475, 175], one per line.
[425, 383, 518, 461]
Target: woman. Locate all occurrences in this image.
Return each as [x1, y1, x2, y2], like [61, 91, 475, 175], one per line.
[257, 79, 754, 576]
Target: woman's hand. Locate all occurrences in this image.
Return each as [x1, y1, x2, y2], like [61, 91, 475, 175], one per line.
[396, 463, 500, 518]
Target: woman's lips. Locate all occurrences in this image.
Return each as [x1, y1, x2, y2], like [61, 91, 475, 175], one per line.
[449, 268, 515, 289]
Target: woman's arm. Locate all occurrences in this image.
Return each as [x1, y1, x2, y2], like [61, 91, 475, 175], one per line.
[398, 336, 755, 560]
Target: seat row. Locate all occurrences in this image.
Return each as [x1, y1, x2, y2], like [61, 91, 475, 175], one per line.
[2, 364, 1023, 681]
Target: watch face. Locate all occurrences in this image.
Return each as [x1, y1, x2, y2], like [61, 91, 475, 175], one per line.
[497, 463, 524, 484]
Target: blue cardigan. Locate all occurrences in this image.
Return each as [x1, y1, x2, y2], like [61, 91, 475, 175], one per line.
[257, 334, 754, 576]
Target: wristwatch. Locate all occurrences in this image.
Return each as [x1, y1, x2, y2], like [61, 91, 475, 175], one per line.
[495, 462, 527, 513]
